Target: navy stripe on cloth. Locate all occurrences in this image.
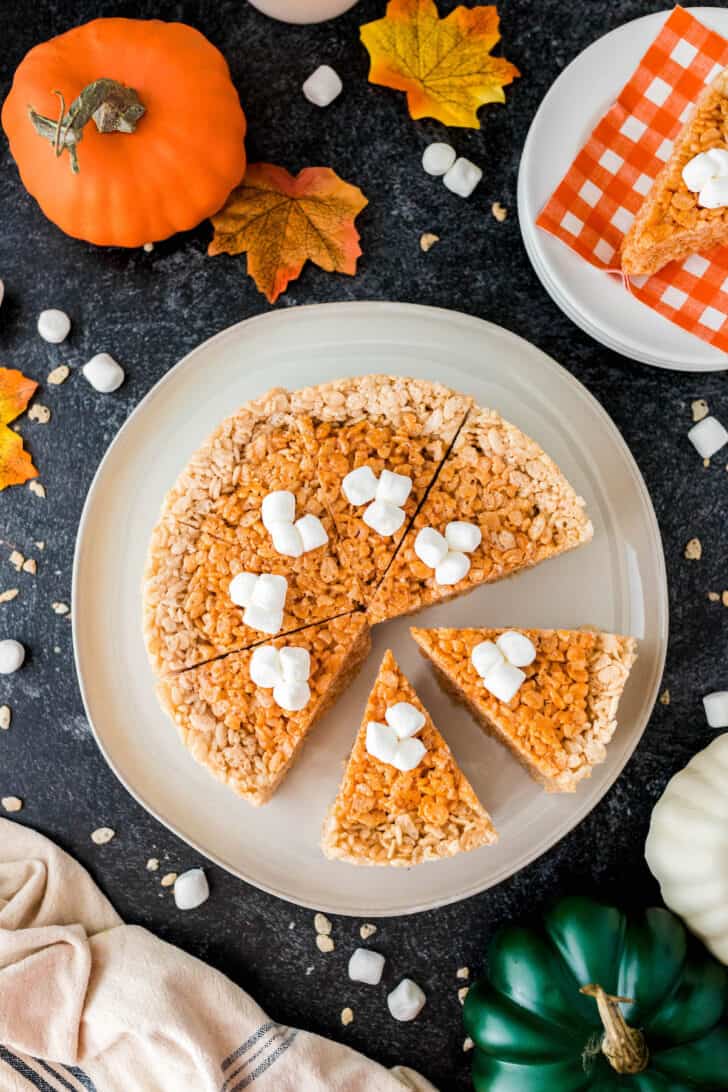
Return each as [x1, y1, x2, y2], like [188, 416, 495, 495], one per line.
[60, 1066, 97, 1092]
[0, 1046, 58, 1092]
[221, 1023, 276, 1072]
[229, 1030, 298, 1091]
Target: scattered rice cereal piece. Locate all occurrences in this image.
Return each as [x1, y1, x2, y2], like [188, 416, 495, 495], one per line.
[9, 551, 23, 571]
[316, 934, 335, 953]
[708, 591, 720, 602]
[0, 589, 18, 603]
[52, 602, 70, 615]
[47, 364, 70, 385]
[91, 827, 115, 845]
[35, 541, 45, 550]
[146, 857, 159, 871]
[691, 399, 709, 422]
[2, 796, 23, 812]
[28, 404, 51, 424]
[458, 986, 469, 1005]
[143, 242, 154, 253]
[491, 202, 508, 222]
[22, 559, 36, 575]
[314, 912, 332, 935]
[0, 705, 10, 730]
[359, 923, 377, 940]
[29, 482, 46, 498]
[463, 1037, 474, 1052]
[456, 966, 470, 979]
[161, 872, 178, 887]
[420, 232, 440, 252]
[685, 538, 702, 560]
[340, 1007, 354, 1026]
[659, 689, 670, 705]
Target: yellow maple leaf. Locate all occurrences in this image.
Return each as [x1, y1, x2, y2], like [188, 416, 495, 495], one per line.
[0, 366, 38, 491]
[209, 164, 368, 303]
[360, 0, 519, 128]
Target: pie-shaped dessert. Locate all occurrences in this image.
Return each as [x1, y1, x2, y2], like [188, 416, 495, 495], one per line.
[158, 612, 369, 805]
[321, 649, 497, 865]
[368, 409, 592, 624]
[621, 66, 728, 276]
[411, 626, 637, 792]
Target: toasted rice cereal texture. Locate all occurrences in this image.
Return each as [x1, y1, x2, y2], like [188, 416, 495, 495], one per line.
[621, 66, 728, 275]
[294, 377, 472, 600]
[321, 649, 497, 865]
[158, 613, 370, 805]
[368, 408, 593, 624]
[412, 627, 637, 792]
[143, 515, 357, 674]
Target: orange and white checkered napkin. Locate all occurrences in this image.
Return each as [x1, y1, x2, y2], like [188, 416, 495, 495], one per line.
[537, 5, 728, 353]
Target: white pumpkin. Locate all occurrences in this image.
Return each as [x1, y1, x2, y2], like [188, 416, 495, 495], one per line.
[645, 733, 728, 964]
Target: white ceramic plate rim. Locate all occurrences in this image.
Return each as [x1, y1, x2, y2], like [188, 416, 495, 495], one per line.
[518, 6, 728, 372]
[72, 302, 668, 915]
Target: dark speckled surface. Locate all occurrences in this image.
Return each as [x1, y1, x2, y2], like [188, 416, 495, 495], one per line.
[1, 2, 727, 1089]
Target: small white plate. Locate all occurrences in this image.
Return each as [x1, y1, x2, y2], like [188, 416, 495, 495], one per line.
[72, 303, 667, 916]
[518, 7, 728, 372]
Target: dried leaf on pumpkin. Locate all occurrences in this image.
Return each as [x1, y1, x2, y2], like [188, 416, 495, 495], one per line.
[360, 0, 519, 128]
[0, 367, 38, 491]
[209, 164, 368, 303]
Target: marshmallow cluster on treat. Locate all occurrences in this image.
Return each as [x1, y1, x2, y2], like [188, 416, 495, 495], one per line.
[229, 571, 288, 635]
[250, 643, 312, 711]
[342, 466, 413, 538]
[471, 631, 537, 704]
[261, 490, 329, 558]
[414, 521, 482, 585]
[365, 701, 427, 771]
[682, 148, 728, 209]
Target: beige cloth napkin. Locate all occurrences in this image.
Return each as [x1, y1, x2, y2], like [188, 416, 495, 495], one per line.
[0, 818, 436, 1092]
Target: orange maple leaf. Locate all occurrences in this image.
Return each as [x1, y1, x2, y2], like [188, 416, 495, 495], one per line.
[209, 164, 368, 303]
[0, 367, 38, 491]
[360, 0, 519, 128]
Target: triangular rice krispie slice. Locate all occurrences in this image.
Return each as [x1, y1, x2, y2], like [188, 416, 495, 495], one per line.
[321, 649, 496, 865]
[368, 408, 593, 624]
[412, 626, 637, 793]
[157, 612, 370, 806]
[295, 376, 472, 603]
[621, 66, 728, 276]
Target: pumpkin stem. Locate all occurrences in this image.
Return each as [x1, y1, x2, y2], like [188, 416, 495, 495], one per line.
[28, 78, 145, 174]
[580, 984, 649, 1075]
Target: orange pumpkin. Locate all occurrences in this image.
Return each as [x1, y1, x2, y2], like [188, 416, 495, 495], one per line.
[1, 18, 247, 247]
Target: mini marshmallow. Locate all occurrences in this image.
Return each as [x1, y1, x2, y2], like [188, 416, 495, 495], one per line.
[483, 661, 526, 703]
[445, 521, 482, 554]
[270, 521, 304, 558]
[251, 573, 288, 612]
[699, 175, 728, 209]
[688, 416, 728, 459]
[393, 736, 427, 772]
[243, 604, 283, 635]
[262, 490, 296, 530]
[683, 149, 728, 191]
[471, 640, 504, 678]
[302, 64, 342, 108]
[414, 527, 448, 569]
[342, 465, 378, 506]
[443, 157, 482, 198]
[229, 571, 258, 608]
[37, 308, 71, 343]
[0, 639, 25, 675]
[435, 550, 471, 585]
[496, 631, 537, 668]
[173, 868, 209, 910]
[366, 721, 399, 766]
[348, 948, 386, 985]
[82, 353, 125, 393]
[387, 979, 426, 1021]
[703, 691, 728, 728]
[279, 646, 311, 682]
[385, 701, 425, 739]
[422, 142, 456, 176]
[376, 468, 412, 507]
[363, 500, 405, 537]
[296, 513, 328, 552]
[249, 645, 284, 688]
[273, 679, 311, 712]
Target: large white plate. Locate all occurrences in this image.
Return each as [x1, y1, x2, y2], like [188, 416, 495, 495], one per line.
[72, 303, 667, 916]
[518, 7, 728, 372]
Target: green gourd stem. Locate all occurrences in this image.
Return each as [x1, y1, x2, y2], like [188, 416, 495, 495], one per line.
[580, 984, 649, 1075]
[28, 78, 145, 174]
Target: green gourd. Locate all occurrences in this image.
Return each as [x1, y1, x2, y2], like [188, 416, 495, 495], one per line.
[463, 895, 728, 1090]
